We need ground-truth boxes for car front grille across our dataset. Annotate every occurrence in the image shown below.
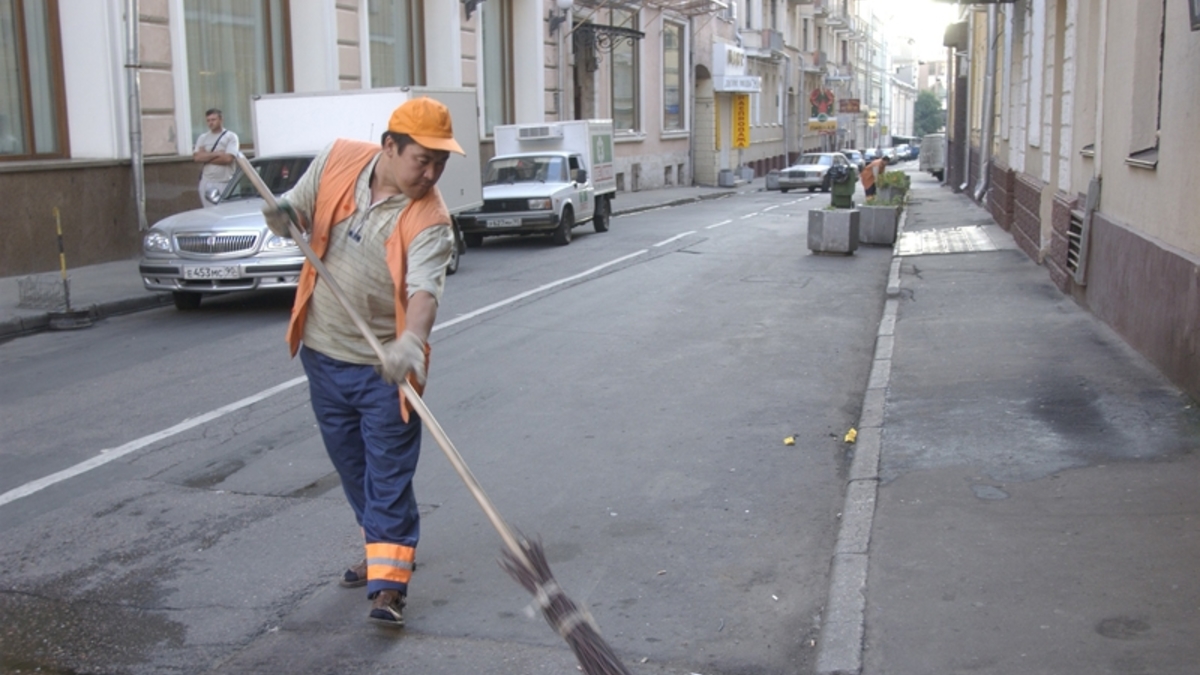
[481,199,530,213]
[786,170,818,179]
[176,234,258,255]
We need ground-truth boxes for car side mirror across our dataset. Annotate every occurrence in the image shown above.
[205,187,222,204]
[575,169,587,184]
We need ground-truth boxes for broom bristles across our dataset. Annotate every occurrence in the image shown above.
[499,535,633,675]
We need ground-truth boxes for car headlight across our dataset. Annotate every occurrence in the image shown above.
[143,231,172,253]
[527,198,552,210]
[262,232,302,252]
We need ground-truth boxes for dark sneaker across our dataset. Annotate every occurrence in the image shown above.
[339,560,367,588]
[368,589,405,628]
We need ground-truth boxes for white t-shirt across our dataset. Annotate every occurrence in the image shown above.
[194,128,240,183]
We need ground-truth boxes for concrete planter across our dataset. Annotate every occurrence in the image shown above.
[877,186,907,204]
[859,204,900,245]
[808,208,860,254]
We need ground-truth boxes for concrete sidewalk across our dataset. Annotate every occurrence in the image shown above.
[821,171,1200,674]
[0,180,753,341]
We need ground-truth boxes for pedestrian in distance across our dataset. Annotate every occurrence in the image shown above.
[193,108,240,207]
[861,154,888,198]
[261,96,463,629]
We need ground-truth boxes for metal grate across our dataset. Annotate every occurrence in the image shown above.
[176,234,259,255]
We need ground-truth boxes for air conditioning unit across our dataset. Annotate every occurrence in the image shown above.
[517,125,563,140]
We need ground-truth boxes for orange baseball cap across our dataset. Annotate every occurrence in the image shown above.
[387,97,465,156]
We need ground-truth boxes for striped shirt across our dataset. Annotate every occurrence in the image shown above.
[281,144,453,365]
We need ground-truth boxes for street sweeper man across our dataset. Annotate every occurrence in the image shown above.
[261,97,463,628]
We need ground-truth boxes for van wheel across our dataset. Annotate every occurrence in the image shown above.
[552,208,574,246]
[173,291,202,311]
[592,197,610,233]
[446,219,463,275]
[464,233,484,248]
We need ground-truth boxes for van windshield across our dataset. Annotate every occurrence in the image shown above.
[484,156,568,185]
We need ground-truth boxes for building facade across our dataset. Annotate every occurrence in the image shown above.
[944,0,1200,400]
[1,0,897,277]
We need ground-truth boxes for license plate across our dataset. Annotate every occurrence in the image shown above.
[183,265,242,280]
[486,218,521,229]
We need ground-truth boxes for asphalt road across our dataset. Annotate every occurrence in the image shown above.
[0,189,894,675]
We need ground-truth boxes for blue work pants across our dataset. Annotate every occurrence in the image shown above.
[300,345,421,595]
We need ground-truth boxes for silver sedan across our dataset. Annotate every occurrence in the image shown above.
[777,153,853,193]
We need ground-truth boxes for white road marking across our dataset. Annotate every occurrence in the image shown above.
[0,376,309,507]
[436,249,648,329]
[739,213,759,219]
[705,219,732,230]
[652,231,696,247]
[2,249,651,507]
[762,205,779,212]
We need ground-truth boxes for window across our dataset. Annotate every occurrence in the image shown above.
[481,0,512,135]
[0,0,67,159]
[368,0,423,87]
[1126,0,1166,168]
[802,18,810,52]
[611,8,639,132]
[662,21,684,131]
[185,0,290,149]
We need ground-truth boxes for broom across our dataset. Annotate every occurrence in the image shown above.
[233,154,632,675]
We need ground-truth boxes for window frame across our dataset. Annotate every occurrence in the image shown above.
[0,0,70,160]
[610,8,640,135]
[661,18,686,135]
[367,0,425,88]
[183,0,292,151]
[479,0,513,138]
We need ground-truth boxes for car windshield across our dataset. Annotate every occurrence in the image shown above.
[222,157,314,201]
[483,156,568,185]
[799,155,833,167]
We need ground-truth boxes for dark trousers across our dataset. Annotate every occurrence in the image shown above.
[301,345,421,595]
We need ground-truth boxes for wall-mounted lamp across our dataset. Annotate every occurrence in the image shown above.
[549,0,573,34]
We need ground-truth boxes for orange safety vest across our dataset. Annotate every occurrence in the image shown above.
[286,139,450,416]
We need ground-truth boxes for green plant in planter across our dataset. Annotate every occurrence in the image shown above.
[877,170,911,191]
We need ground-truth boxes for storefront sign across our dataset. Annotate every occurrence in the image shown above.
[839,98,860,114]
[733,94,751,148]
[714,75,762,92]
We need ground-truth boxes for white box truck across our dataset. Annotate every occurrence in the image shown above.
[919,132,946,181]
[458,120,616,246]
[251,87,483,218]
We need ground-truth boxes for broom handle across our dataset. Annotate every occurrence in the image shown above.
[233,154,531,568]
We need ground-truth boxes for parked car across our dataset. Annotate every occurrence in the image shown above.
[895,144,912,161]
[140,155,463,310]
[863,148,879,161]
[842,149,866,172]
[777,152,854,193]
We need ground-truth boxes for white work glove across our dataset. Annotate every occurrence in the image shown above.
[262,199,305,238]
[378,330,427,386]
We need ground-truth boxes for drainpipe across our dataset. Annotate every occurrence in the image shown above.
[125,0,147,231]
[973,4,998,203]
[958,7,972,192]
[1093,0,1107,173]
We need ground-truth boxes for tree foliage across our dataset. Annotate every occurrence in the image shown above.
[914,91,944,137]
